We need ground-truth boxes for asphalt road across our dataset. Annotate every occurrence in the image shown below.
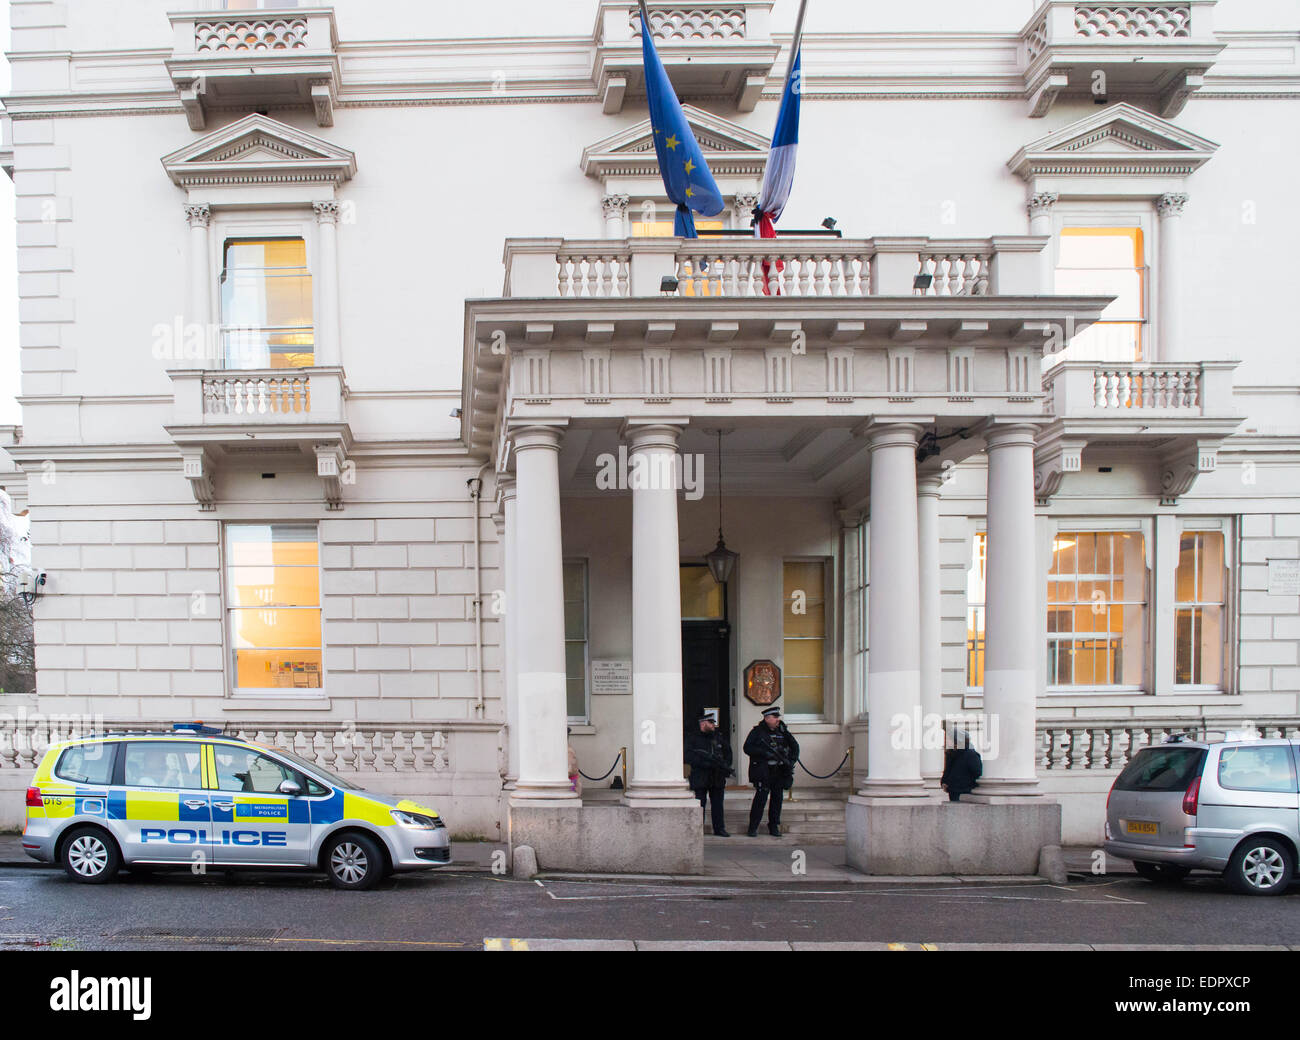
[1,864,1298,951]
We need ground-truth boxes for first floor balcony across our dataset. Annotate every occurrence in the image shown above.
[165,365,352,511]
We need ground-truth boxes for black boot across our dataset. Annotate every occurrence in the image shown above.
[769,825,781,837]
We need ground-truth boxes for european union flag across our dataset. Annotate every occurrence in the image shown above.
[640,10,725,237]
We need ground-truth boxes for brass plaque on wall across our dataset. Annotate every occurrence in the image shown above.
[743,659,781,706]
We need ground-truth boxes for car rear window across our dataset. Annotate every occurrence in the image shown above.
[54,743,117,785]
[1217,745,1297,793]
[1113,746,1206,792]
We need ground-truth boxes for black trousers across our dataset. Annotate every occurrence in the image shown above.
[696,785,726,833]
[748,783,784,832]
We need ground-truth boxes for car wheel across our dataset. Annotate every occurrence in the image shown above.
[325,833,384,891]
[60,827,120,884]
[1133,861,1189,883]
[1226,838,1293,896]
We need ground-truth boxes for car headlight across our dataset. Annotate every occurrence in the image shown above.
[391,809,445,830]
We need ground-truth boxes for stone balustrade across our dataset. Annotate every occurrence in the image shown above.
[204,374,312,417]
[168,366,348,427]
[1042,360,1238,418]
[1036,718,1300,771]
[6,715,1291,778]
[0,719,462,775]
[505,235,1049,298]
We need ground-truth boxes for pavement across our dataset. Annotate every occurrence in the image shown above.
[0,832,1126,883]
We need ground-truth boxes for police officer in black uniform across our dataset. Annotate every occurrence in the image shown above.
[685,709,733,836]
[743,706,799,837]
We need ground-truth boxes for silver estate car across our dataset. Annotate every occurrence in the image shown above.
[1103,736,1299,896]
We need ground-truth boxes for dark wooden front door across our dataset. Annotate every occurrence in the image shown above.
[682,619,731,751]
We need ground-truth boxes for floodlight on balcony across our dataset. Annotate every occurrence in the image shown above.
[821,217,837,230]
[660,276,679,295]
[913,272,934,292]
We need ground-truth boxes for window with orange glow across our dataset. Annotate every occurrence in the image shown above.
[966,533,986,688]
[1053,228,1146,363]
[1175,531,1227,686]
[226,524,322,692]
[220,238,314,369]
[783,560,826,716]
[1047,532,1147,687]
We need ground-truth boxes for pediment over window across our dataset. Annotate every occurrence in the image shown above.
[161,114,357,191]
[582,104,769,194]
[1007,103,1217,192]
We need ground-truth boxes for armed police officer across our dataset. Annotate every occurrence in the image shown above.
[743,706,799,837]
[685,710,733,836]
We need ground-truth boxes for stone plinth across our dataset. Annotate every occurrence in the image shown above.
[845,797,1062,875]
[509,804,703,874]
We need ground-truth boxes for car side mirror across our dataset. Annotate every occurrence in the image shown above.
[278,779,302,797]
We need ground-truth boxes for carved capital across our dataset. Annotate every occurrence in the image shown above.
[600,193,629,220]
[1157,192,1189,218]
[313,200,341,224]
[184,203,211,228]
[1026,191,1059,219]
[733,191,760,213]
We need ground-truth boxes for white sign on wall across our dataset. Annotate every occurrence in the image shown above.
[591,659,632,694]
[1267,559,1300,596]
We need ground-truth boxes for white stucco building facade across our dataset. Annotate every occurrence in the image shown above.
[0,0,1297,867]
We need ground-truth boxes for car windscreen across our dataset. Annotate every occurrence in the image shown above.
[1113,746,1206,792]
[265,747,359,790]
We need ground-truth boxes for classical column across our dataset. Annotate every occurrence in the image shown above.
[622,420,694,805]
[498,476,520,789]
[508,424,577,804]
[601,193,629,238]
[1156,192,1188,363]
[857,423,927,799]
[313,201,342,366]
[917,472,945,787]
[1026,191,1058,293]
[184,204,212,361]
[971,423,1041,799]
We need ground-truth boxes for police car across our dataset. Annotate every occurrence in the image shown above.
[21,723,452,890]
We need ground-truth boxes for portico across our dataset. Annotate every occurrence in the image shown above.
[464,233,1110,874]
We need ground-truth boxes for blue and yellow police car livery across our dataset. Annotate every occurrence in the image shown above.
[22,723,452,890]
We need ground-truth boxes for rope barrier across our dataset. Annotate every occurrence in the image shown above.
[578,751,624,782]
[796,751,850,780]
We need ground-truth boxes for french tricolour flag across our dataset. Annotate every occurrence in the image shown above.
[755,48,801,292]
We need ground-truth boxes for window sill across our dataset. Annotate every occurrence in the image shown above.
[782,721,842,734]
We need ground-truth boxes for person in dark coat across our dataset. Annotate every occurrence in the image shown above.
[742,706,799,837]
[941,730,983,802]
[684,710,733,836]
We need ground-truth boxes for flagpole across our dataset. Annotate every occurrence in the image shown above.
[783,0,809,88]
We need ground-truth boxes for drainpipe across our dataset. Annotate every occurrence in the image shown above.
[467,462,492,718]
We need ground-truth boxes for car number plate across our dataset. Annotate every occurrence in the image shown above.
[1125,820,1159,835]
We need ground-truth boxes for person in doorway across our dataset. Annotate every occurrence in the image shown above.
[941,729,982,802]
[743,706,799,837]
[685,710,733,836]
